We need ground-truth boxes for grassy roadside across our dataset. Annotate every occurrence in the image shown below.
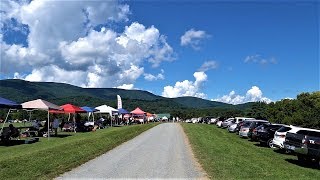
[0,123,158,179]
[181,123,320,179]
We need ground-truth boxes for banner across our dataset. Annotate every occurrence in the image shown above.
[117,95,122,109]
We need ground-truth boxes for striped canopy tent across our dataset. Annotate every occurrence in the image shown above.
[21,99,62,138]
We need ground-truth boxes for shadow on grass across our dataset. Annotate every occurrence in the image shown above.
[0,138,39,146]
[273,149,294,155]
[253,143,267,148]
[285,158,319,170]
[50,134,72,138]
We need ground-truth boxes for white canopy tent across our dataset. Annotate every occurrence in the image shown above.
[21,99,61,138]
[95,105,118,126]
[95,105,118,116]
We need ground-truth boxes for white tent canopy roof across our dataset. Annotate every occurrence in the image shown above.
[21,99,61,110]
[95,105,118,116]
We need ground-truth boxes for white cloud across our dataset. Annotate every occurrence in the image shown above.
[162,71,207,98]
[180,29,209,50]
[244,54,277,65]
[0,1,174,88]
[214,86,272,105]
[198,61,218,72]
[144,69,165,81]
[116,84,134,90]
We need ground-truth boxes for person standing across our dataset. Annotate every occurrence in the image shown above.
[53,116,60,137]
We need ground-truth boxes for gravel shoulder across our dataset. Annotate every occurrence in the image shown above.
[57,123,207,179]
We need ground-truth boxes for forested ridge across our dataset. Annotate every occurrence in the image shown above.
[0,79,319,129]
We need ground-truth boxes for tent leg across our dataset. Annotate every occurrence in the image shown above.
[73,114,76,133]
[0,109,11,135]
[47,111,50,139]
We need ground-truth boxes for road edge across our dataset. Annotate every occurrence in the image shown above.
[178,123,209,180]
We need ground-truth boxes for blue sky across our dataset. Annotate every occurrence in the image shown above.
[0,0,319,104]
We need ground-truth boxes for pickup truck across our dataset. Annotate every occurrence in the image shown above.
[284,129,320,167]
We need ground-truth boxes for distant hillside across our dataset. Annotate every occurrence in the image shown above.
[0,79,162,103]
[0,79,253,112]
[172,96,232,108]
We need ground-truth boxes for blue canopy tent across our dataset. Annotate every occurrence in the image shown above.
[117,108,129,114]
[81,106,98,122]
[0,97,22,109]
[117,108,130,125]
[0,97,22,135]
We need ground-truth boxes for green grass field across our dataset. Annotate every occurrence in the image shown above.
[0,123,157,179]
[181,123,320,180]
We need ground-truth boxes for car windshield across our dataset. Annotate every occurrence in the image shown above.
[277,126,291,132]
[242,121,252,127]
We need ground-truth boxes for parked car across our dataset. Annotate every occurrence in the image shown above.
[216,120,223,127]
[247,120,269,139]
[239,120,268,138]
[204,116,218,124]
[228,123,238,133]
[221,118,235,128]
[284,128,320,167]
[272,125,299,150]
[227,117,255,132]
[257,124,285,147]
[191,118,198,124]
[251,124,268,141]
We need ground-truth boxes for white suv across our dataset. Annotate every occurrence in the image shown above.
[272,125,301,149]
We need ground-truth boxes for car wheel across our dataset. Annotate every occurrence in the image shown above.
[267,139,275,148]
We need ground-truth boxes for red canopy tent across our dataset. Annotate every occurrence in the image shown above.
[49,104,86,114]
[49,104,86,133]
[130,107,146,124]
[130,107,146,115]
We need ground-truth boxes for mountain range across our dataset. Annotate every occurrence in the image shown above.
[0,79,254,113]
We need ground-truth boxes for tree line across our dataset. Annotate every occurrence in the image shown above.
[0,91,319,129]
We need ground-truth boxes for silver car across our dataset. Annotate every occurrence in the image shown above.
[221,118,234,128]
[228,123,238,132]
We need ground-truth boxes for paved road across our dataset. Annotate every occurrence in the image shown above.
[57,123,207,179]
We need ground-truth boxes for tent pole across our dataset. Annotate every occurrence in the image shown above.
[0,109,11,135]
[29,110,32,122]
[47,111,50,139]
[73,114,76,133]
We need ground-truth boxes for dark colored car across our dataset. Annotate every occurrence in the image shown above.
[285,129,320,167]
[257,124,284,147]
[247,120,269,138]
